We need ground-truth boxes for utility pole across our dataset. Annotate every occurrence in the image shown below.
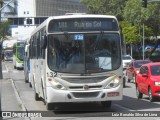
[0,0,3,79]
[142,23,145,60]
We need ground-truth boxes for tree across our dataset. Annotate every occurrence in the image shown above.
[80,0,127,21]
[120,21,140,44]
[122,0,157,45]
[0,21,11,39]
[145,2,160,37]
[0,0,11,40]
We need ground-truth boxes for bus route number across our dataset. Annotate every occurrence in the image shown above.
[74,34,84,41]
[47,72,57,77]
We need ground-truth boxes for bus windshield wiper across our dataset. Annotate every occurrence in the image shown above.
[94,31,104,51]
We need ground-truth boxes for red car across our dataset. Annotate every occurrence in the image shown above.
[125,60,151,83]
[136,62,160,102]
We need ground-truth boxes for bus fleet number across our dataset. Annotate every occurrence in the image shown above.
[47,72,57,77]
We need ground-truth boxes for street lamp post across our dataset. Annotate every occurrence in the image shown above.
[0,0,3,79]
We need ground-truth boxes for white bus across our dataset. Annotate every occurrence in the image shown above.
[4,49,13,61]
[24,39,30,83]
[29,14,123,110]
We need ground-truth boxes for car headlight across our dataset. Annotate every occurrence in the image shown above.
[154,82,160,86]
[136,70,139,74]
[105,77,121,89]
[48,78,66,90]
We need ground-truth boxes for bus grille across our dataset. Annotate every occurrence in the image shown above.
[69,85,102,90]
[64,76,108,84]
[71,92,100,98]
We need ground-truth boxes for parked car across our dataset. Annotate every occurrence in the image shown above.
[122,55,133,69]
[144,45,155,52]
[125,60,151,83]
[136,62,160,102]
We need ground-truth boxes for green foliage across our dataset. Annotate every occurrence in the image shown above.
[0,21,11,39]
[81,0,126,20]
[81,0,160,45]
[120,21,140,44]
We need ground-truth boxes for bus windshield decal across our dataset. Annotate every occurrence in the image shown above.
[99,57,112,70]
[48,18,119,32]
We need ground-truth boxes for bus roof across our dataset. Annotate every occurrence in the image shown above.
[31,14,118,36]
[49,14,117,19]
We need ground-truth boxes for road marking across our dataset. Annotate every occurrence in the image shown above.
[10,79,27,112]
[3,70,19,73]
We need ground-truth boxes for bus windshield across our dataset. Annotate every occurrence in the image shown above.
[48,33,121,73]
[5,51,13,57]
[17,47,24,61]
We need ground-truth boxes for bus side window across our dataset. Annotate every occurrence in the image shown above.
[40,28,46,59]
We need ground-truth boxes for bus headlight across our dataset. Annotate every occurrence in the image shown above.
[48,78,66,90]
[105,77,121,89]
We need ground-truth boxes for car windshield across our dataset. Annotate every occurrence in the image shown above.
[123,56,131,60]
[48,33,121,73]
[150,65,160,76]
[134,61,150,68]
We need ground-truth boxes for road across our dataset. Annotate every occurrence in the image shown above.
[1,61,160,120]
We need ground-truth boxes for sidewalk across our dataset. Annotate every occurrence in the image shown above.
[1,79,23,111]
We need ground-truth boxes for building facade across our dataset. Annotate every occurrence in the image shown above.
[4,0,87,39]
[35,0,87,16]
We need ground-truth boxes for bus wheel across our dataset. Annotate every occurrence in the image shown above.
[34,84,40,101]
[29,82,32,88]
[123,77,126,88]
[101,101,112,108]
[34,92,40,101]
[25,76,28,83]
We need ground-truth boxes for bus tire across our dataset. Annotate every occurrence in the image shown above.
[34,92,40,101]
[33,80,40,101]
[101,101,112,108]
[41,79,46,105]
[29,82,32,88]
[25,76,28,83]
[123,77,126,88]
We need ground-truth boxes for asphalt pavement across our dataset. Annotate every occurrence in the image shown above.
[0,61,27,120]
[1,61,160,120]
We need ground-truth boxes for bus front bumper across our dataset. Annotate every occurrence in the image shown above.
[16,61,24,68]
[46,85,123,103]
